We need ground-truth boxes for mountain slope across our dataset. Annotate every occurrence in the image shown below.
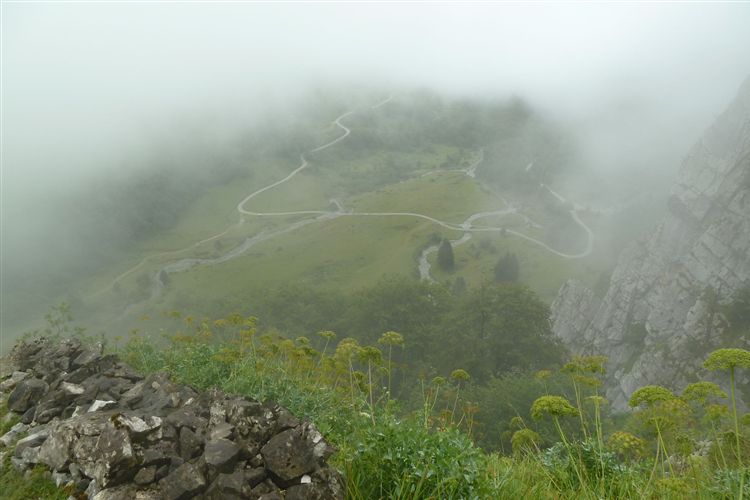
[551,76,750,409]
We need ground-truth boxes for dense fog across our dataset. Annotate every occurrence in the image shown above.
[3,3,750,339]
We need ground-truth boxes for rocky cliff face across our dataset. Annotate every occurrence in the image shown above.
[551,77,750,410]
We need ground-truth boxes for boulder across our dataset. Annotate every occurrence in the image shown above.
[178,426,203,460]
[133,466,157,485]
[261,428,317,481]
[37,425,75,471]
[86,425,137,488]
[160,462,206,500]
[7,378,49,412]
[13,429,49,457]
[0,422,29,448]
[0,371,29,392]
[203,438,240,469]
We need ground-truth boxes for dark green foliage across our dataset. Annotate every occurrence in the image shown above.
[338,277,451,349]
[344,414,488,499]
[467,372,576,452]
[438,283,566,381]
[12,306,750,499]
[244,278,565,394]
[0,404,70,500]
[249,284,343,340]
[494,252,519,282]
[437,238,455,271]
[451,276,467,296]
[540,440,625,488]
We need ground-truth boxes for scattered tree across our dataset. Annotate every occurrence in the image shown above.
[494,252,519,282]
[437,238,455,271]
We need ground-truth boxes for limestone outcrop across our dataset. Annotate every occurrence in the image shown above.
[0,336,344,499]
[551,77,750,409]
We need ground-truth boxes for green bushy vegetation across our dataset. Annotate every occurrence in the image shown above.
[116,314,750,498]
[0,404,70,500]
[5,302,750,499]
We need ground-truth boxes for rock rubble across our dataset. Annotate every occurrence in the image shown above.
[0,337,344,499]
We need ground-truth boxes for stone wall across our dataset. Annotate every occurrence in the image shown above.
[0,337,344,499]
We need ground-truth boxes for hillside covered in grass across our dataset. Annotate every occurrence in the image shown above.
[2,307,749,498]
[3,88,629,346]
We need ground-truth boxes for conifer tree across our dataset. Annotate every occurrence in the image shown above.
[437,238,455,271]
[494,252,519,282]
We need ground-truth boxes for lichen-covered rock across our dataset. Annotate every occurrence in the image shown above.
[37,425,75,471]
[0,422,29,448]
[8,378,49,412]
[203,438,240,469]
[1,337,343,499]
[160,462,206,500]
[86,424,137,487]
[260,423,335,482]
[0,371,28,392]
[133,465,157,485]
[12,429,49,457]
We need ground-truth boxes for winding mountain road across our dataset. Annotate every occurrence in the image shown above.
[91,95,595,301]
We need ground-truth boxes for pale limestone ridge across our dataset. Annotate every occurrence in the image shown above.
[551,76,750,410]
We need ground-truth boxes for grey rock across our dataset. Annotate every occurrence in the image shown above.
[258,491,283,500]
[178,426,202,460]
[11,455,30,471]
[203,438,240,469]
[92,485,138,500]
[0,422,29,447]
[38,426,77,472]
[86,424,136,488]
[71,343,103,369]
[20,405,36,424]
[71,435,99,465]
[112,413,162,439]
[142,440,177,467]
[8,378,49,412]
[165,406,208,431]
[208,422,234,440]
[13,429,49,457]
[160,462,206,500]
[244,467,267,487]
[89,400,117,412]
[276,406,301,431]
[208,399,227,427]
[248,479,274,497]
[85,478,101,499]
[0,336,342,499]
[215,470,244,495]
[0,371,29,392]
[16,444,41,466]
[34,396,65,424]
[134,465,157,485]
[204,482,242,500]
[286,484,316,500]
[60,382,85,396]
[157,423,177,442]
[52,470,73,487]
[261,425,329,481]
[119,381,147,408]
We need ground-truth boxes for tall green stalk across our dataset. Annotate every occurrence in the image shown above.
[703,348,750,500]
[730,367,744,500]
